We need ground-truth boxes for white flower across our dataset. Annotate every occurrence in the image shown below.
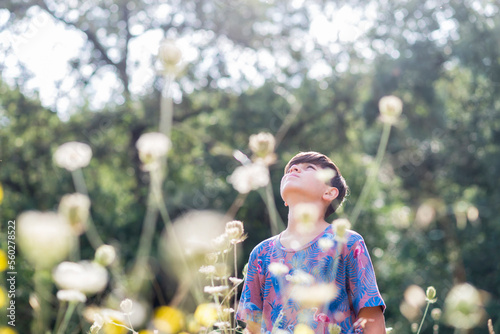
[294,203,320,234]
[94,244,116,267]
[199,265,216,276]
[136,132,171,168]
[444,283,485,329]
[54,141,92,171]
[53,261,108,295]
[212,233,231,253]
[229,277,244,285]
[249,132,276,165]
[89,313,104,334]
[204,285,229,295]
[316,168,336,184]
[379,95,403,124]
[290,283,338,307]
[332,218,351,242]
[58,193,91,235]
[158,39,182,68]
[18,211,75,269]
[318,237,334,252]
[286,270,315,285]
[269,262,289,276]
[56,289,87,303]
[120,298,133,314]
[225,220,245,243]
[228,163,269,194]
[404,285,427,309]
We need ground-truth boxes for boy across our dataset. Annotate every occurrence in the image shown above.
[236,152,386,333]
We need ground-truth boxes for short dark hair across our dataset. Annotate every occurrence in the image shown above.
[284,151,348,218]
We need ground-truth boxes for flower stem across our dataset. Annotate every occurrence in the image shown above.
[56,301,77,334]
[416,301,431,334]
[260,182,285,235]
[350,122,392,226]
[71,169,103,248]
[160,74,174,137]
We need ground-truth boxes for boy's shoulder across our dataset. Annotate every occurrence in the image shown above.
[249,234,280,255]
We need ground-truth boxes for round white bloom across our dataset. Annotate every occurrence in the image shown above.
[136,132,171,167]
[228,163,269,194]
[318,237,334,252]
[294,203,320,234]
[54,141,92,171]
[444,283,485,329]
[286,270,315,285]
[57,289,87,303]
[120,298,133,314]
[269,262,290,276]
[379,95,403,124]
[158,39,182,68]
[94,244,116,267]
[18,211,75,269]
[58,193,91,234]
[229,277,244,285]
[249,132,276,164]
[53,261,108,295]
[199,265,216,276]
[290,283,338,307]
[204,285,229,295]
[332,218,351,242]
[404,285,427,309]
[225,220,244,242]
[315,168,336,184]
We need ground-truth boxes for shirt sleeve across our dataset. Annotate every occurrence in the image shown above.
[236,244,265,324]
[344,231,385,316]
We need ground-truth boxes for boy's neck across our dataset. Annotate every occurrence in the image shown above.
[280,204,330,249]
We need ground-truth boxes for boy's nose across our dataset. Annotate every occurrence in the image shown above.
[290,165,300,173]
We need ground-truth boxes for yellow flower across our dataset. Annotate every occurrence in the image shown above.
[294,324,314,334]
[153,306,185,333]
[0,183,4,204]
[194,303,218,327]
[102,320,128,334]
[0,327,17,334]
[0,250,7,272]
[0,287,6,308]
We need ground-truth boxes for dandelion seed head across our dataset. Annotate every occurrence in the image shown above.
[94,244,117,267]
[286,270,315,285]
[318,237,334,252]
[58,193,91,235]
[56,289,87,303]
[404,285,427,309]
[269,262,289,276]
[53,261,108,295]
[444,283,486,329]
[18,211,75,269]
[54,141,92,171]
[294,203,320,234]
[316,168,336,184]
[290,283,338,308]
[158,39,182,69]
[379,95,403,124]
[228,163,269,194]
[332,218,351,242]
[249,132,276,165]
[136,132,171,170]
[120,298,133,314]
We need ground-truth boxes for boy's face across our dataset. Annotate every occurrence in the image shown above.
[280,162,332,203]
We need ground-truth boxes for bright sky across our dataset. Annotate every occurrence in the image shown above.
[0,1,431,119]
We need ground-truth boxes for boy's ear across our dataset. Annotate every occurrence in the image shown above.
[323,187,339,202]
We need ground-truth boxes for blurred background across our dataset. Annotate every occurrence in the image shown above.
[0,0,499,333]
